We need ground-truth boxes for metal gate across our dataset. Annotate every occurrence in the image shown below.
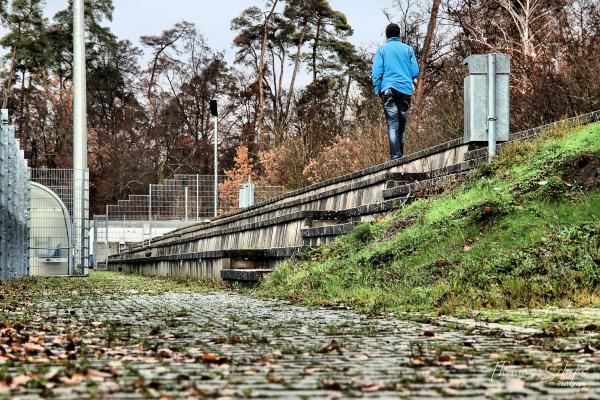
[29,182,72,276]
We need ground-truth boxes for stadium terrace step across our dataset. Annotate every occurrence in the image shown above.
[111,247,301,280]
[301,221,360,247]
[221,269,274,283]
[464,146,489,161]
[382,159,486,200]
[384,172,430,190]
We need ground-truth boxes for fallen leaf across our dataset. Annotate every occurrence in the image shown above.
[10,374,31,388]
[362,383,382,392]
[441,387,459,395]
[158,348,173,358]
[201,353,230,364]
[319,339,343,355]
[60,373,85,385]
[23,342,44,353]
[410,357,425,366]
[229,335,243,344]
[321,379,343,390]
[582,344,596,354]
[449,378,467,387]
[267,375,284,383]
[87,369,112,380]
[438,354,456,362]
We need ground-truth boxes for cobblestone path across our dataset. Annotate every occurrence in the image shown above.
[0,273,599,399]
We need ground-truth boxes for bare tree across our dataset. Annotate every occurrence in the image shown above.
[497,0,553,60]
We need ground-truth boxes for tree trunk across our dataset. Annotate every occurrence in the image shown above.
[410,0,442,132]
[312,17,322,84]
[340,72,352,124]
[284,21,308,122]
[2,46,17,109]
[258,0,278,152]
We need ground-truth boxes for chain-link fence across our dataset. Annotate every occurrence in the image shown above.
[0,110,30,281]
[91,175,287,269]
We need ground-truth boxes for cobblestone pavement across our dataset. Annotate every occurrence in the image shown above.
[1,275,599,399]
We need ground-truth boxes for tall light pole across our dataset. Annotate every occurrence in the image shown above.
[73,0,89,276]
[210,99,218,218]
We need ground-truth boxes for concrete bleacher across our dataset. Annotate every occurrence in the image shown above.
[108,110,600,282]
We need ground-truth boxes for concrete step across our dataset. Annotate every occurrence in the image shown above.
[382,159,485,200]
[301,221,359,238]
[385,172,430,190]
[221,269,274,282]
[464,146,489,161]
[301,221,360,247]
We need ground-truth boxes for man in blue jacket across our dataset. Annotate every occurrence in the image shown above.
[372,23,420,160]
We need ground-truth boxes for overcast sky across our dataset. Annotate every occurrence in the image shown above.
[40,0,393,61]
[2,1,398,86]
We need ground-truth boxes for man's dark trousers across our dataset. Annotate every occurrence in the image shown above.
[381,88,411,160]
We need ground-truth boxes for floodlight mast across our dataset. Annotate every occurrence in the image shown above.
[73,0,89,276]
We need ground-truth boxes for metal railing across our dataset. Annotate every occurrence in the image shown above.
[0,110,30,281]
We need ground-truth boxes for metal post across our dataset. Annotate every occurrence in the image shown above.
[148,185,152,244]
[72,0,88,275]
[487,54,497,160]
[92,216,98,269]
[214,116,218,218]
[184,186,189,224]
[103,215,108,269]
[122,214,125,251]
[196,174,199,222]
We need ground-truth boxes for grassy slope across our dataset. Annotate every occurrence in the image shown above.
[256,122,600,315]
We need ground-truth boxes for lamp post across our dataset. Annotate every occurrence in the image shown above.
[210,99,218,218]
[73,0,89,276]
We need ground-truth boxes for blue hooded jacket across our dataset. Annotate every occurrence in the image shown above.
[372,37,419,96]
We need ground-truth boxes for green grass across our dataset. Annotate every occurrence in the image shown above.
[255,122,600,315]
